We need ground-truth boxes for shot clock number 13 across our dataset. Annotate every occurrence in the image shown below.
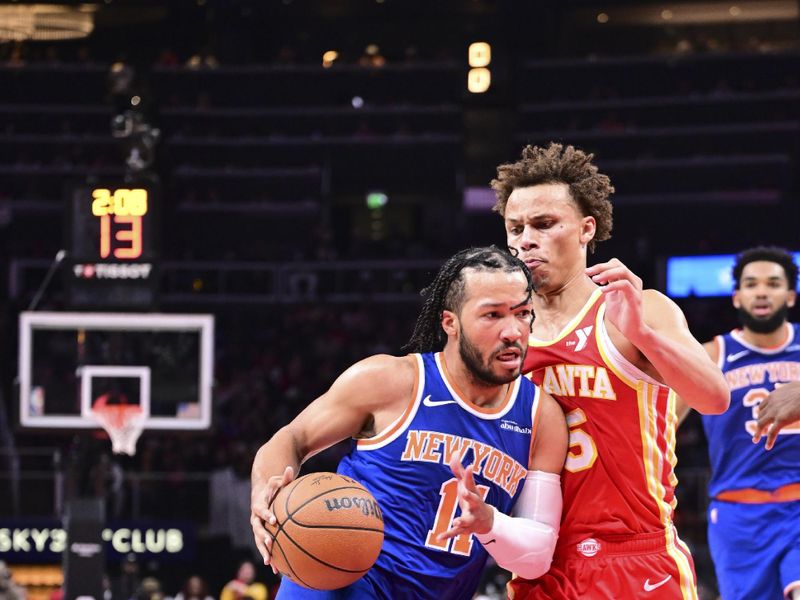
[91,188,148,260]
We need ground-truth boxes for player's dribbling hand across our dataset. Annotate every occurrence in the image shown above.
[752,382,800,451]
[586,258,646,340]
[250,465,294,572]
[437,456,494,543]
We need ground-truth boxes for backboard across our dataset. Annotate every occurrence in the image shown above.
[18,312,213,430]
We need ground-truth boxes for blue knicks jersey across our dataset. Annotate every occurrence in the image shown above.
[337,352,540,600]
[702,324,800,498]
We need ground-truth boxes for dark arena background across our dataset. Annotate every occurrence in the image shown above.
[1,1,799,599]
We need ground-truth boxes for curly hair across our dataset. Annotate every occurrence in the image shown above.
[733,246,799,290]
[490,143,614,253]
[403,246,533,354]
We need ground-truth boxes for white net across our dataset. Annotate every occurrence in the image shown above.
[91,405,146,456]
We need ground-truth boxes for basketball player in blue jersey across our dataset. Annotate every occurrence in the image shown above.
[687,246,800,600]
[250,246,568,600]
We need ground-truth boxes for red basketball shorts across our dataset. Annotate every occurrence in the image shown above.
[508,528,697,600]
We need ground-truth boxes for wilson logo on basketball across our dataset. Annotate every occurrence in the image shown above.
[323,496,384,521]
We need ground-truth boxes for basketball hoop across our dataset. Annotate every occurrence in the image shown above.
[91,404,145,456]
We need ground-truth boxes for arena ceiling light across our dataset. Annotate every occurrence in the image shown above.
[580,0,798,25]
[468,41,492,94]
[322,50,338,68]
[468,67,491,93]
[0,4,97,41]
[468,42,491,68]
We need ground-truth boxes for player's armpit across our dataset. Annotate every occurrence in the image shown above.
[252,354,414,485]
[674,396,692,426]
[284,353,417,460]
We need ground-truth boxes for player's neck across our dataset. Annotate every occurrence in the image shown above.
[740,321,790,349]
[441,347,510,408]
[532,273,597,324]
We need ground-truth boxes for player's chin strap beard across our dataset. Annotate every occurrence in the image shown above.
[737,304,789,334]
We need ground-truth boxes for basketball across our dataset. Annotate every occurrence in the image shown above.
[265,472,384,590]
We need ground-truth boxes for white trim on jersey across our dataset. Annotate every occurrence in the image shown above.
[714,335,726,370]
[730,322,795,355]
[434,352,521,420]
[528,288,603,345]
[596,304,663,387]
[356,353,426,451]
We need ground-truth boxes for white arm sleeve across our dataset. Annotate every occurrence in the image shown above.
[474,470,562,580]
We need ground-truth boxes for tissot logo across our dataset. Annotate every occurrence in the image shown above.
[73,263,153,280]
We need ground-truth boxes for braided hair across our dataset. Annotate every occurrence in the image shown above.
[403,245,533,354]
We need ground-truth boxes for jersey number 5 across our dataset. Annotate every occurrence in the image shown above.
[425,477,490,555]
[565,408,598,472]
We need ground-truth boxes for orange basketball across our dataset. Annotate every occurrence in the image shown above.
[265,472,384,590]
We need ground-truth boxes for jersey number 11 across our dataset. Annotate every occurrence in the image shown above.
[425,477,490,556]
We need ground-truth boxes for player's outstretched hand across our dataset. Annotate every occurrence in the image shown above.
[752,382,800,450]
[251,465,294,571]
[437,456,494,542]
[586,258,645,339]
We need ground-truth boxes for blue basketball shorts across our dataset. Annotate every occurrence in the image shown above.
[274,576,379,600]
[707,499,800,599]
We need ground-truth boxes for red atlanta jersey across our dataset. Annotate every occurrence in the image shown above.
[523,289,682,542]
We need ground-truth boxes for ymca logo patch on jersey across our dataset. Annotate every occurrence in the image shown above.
[566,326,594,352]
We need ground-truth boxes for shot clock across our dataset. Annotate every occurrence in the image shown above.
[67,184,159,309]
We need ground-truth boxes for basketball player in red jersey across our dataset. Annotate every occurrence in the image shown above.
[492,144,730,599]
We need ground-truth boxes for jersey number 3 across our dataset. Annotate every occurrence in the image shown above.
[425,477,490,555]
[743,385,800,437]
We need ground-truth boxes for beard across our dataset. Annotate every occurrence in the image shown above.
[737,303,789,334]
[458,327,525,386]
